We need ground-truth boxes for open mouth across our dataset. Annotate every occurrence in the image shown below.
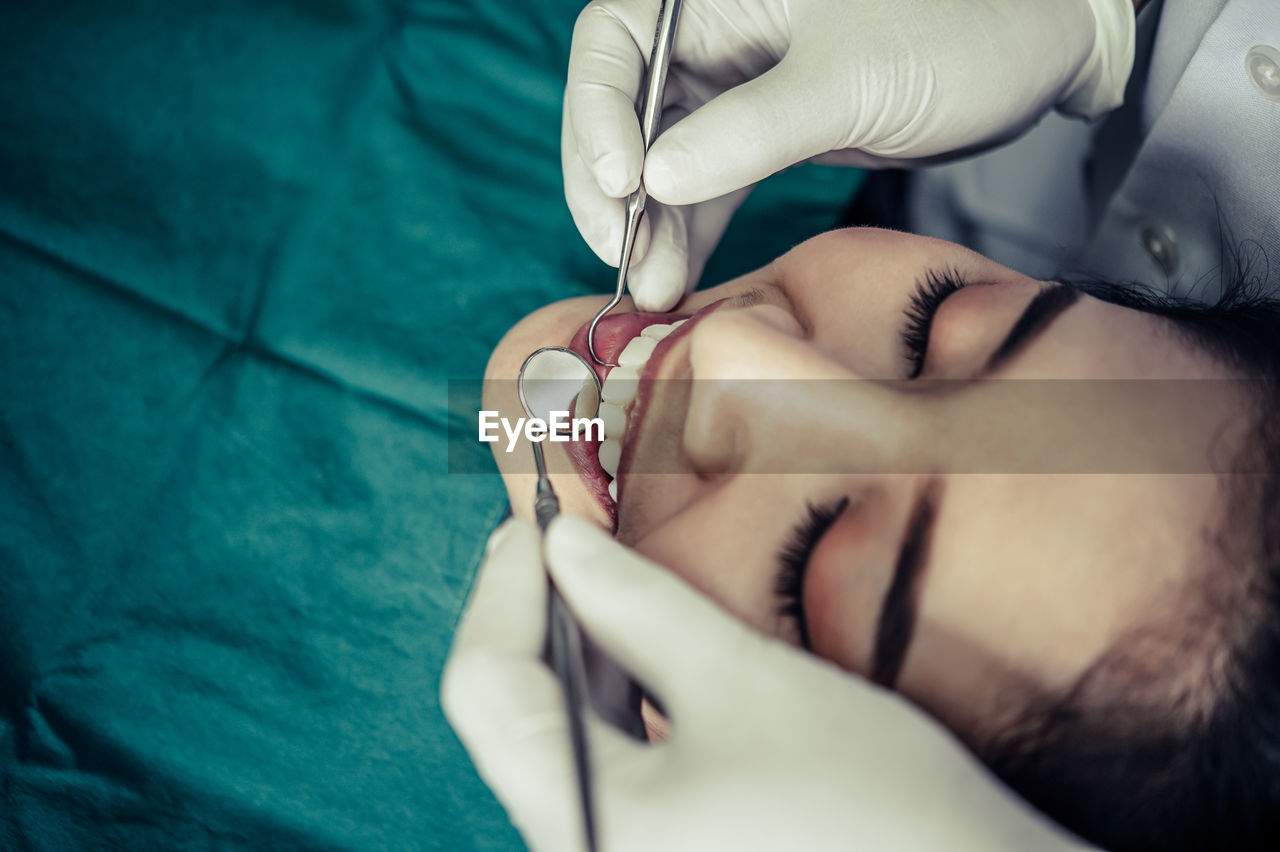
[563,299,731,522]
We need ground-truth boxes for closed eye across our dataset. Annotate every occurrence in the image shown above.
[775,497,850,649]
[901,270,969,378]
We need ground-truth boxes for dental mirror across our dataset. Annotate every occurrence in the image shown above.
[515,344,603,852]
[517,346,602,427]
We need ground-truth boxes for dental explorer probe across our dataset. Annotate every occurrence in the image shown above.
[516,347,604,852]
[586,0,684,367]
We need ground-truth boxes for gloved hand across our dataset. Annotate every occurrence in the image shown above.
[563,0,1136,310]
[442,515,1097,852]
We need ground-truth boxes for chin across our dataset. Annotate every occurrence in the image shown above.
[484,294,623,531]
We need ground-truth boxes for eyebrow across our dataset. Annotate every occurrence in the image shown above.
[981,283,1080,374]
[870,478,942,689]
[732,286,769,308]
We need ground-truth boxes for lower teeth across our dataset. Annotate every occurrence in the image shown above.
[598,438,621,478]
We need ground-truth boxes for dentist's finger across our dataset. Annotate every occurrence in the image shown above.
[447,518,547,659]
[645,54,846,206]
[442,520,646,849]
[565,0,654,198]
[622,102,731,310]
[563,105,652,269]
[442,519,548,769]
[446,647,646,852]
[626,184,751,309]
[545,515,771,723]
[441,521,565,824]
[625,200,690,312]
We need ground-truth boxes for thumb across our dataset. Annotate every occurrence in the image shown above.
[626,201,690,312]
[644,56,845,206]
[545,515,764,721]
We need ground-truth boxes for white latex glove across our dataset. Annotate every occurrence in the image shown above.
[442,515,1098,852]
[564,0,1136,310]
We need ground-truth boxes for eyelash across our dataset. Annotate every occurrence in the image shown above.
[901,269,968,379]
[775,496,850,648]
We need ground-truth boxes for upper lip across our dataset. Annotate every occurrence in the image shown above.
[561,309,688,521]
[560,298,732,516]
[611,298,734,490]
[567,310,688,388]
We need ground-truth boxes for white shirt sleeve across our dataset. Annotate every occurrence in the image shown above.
[908,0,1280,303]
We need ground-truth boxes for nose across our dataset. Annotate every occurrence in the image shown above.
[681,308,935,476]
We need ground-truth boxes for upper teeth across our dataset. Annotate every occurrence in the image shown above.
[601,367,639,405]
[598,401,627,435]
[617,336,657,367]
[598,320,681,501]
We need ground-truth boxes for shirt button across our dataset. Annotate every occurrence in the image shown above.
[1246,45,1280,102]
[1140,223,1179,276]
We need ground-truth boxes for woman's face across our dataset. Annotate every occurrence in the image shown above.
[484,228,1247,740]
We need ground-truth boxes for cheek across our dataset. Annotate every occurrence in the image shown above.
[631,514,775,634]
[627,478,807,637]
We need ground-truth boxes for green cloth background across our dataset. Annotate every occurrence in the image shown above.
[0,1,861,848]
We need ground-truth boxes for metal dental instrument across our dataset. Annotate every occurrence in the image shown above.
[586,0,684,367]
[516,346,604,852]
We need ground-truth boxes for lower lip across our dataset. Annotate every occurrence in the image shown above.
[562,311,690,522]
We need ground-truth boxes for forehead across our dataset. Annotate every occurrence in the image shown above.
[774,229,1018,302]
[778,228,991,275]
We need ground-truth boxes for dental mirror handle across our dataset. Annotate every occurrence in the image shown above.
[546,587,598,852]
[529,451,599,851]
[534,477,559,531]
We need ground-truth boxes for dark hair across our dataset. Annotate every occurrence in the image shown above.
[981,250,1280,852]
